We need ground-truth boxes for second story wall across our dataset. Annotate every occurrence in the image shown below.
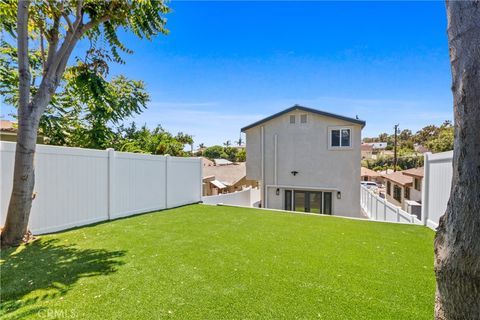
[245,109,362,189]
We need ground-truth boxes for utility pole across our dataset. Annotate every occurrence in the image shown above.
[393,124,399,172]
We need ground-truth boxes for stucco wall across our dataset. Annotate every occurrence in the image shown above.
[245,109,362,217]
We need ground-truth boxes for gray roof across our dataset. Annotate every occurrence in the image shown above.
[241,105,366,132]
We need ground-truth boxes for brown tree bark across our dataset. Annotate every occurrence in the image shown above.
[434,1,480,318]
[0,0,34,247]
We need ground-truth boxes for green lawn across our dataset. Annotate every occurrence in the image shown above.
[1,205,435,319]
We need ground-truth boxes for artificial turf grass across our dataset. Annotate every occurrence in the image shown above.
[1,204,435,319]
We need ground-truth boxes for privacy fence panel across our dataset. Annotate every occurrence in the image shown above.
[422,151,453,229]
[167,157,202,208]
[111,151,167,219]
[0,142,201,234]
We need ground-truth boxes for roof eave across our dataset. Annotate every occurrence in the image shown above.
[241,105,366,132]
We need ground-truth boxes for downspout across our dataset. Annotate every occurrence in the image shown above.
[261,126,266,208]
[274,134,278,186]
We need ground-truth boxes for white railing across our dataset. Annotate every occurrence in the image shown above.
[0,142,202,234]
[202,187,261,207]
[422,151,453,230]
[360,185,422,225]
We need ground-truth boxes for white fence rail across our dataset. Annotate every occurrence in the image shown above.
[0,142,202,234]
[422,151,453,229]
[202,188,261,207]
[360,186,422,225]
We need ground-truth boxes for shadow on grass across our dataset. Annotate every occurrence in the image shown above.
[0,238,126,319]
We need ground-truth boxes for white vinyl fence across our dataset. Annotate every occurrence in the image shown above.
[422,151,453,229]
[0,142,202,234]
[360,186,422,225]
[202,187,261,207]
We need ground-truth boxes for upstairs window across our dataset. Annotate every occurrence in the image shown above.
[300,114,307,123]
[387,181,391,195]
[289,115,296,124]
[329,127,351,148]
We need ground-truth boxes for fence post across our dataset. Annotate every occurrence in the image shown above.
[421,152,431,226]
[375,197,379,220]
[369,192,373,217]
[396,207,400,222]
[165,155,169,209]
[199,157,203,202]
[383,199,387,221]
[107,148,115,220]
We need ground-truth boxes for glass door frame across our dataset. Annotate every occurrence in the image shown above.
[285,189,333,215]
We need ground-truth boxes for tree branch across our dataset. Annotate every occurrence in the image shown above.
[17,0,31,114]
[61,12,73,31]
[82,15,110,33]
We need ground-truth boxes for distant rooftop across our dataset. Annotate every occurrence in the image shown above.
[213,159,233,166]
[382,171,413,186]
[402,167,424,178]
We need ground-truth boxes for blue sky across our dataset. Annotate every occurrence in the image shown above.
[2,1,453,147]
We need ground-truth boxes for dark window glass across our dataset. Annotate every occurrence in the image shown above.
[290,115,295,124]
[294,191,306,212]
[285,190,292,211]
[393,185,402,201]
[387,181,391,195]
[331,130,340,147]
[309,192,322,214]
[323,192,332,215]
[405,187,410,200]
[300,114,307,123]
[341,129,351,147]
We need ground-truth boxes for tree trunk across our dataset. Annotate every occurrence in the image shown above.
[0,0,35,247]
[434,1,480,318]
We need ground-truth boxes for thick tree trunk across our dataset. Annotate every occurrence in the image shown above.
[434,1,480,319]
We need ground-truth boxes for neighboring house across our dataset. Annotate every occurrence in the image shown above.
[402,167,424,217]
[0,120,44,143]
[361,167,383,185]
[361,144,373,160]
[368,142,388,150]
[241,105,365,217]
[382,171,413,209]
[362,142,389,159]
[382,167,424,214]
[202,162,258,196]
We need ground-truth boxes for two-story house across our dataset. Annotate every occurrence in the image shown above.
[241,105,365,217]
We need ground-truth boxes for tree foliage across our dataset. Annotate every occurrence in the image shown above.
[115,123,194,156]
[363,121,454,154]
[202,145,245,162]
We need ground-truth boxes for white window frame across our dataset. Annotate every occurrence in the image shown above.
[328,126,353,150]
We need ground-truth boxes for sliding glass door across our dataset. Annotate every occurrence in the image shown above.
[287,190,332,214]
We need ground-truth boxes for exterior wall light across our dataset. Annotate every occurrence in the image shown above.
[337,191,341,199]
[291,171,299,176]
[276,188,280,196]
